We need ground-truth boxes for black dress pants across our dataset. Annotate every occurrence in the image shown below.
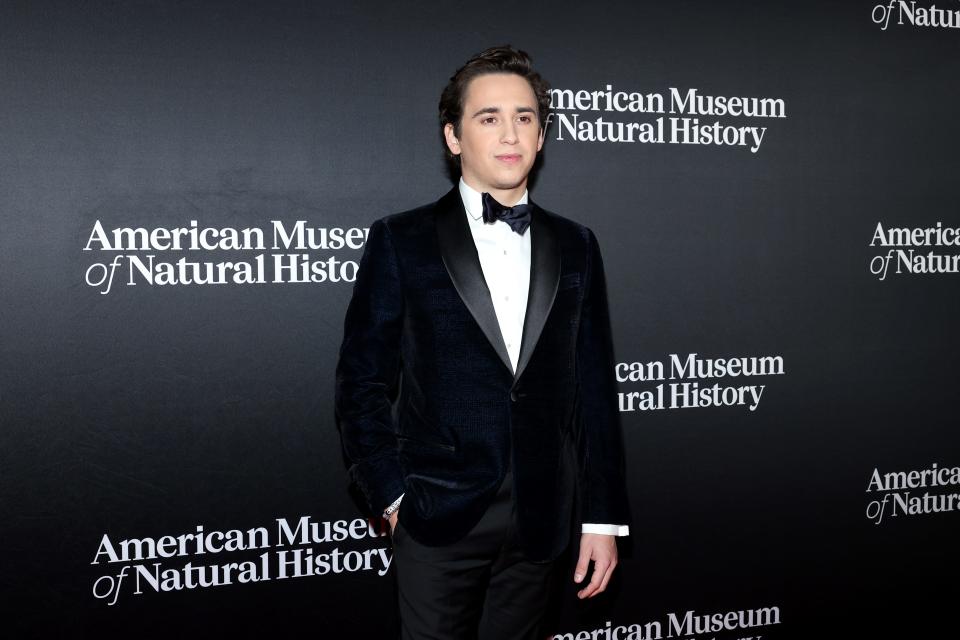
[391,471,558,640]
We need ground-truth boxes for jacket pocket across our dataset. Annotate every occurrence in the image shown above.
[399,400,457,452]
[397,433,456,453]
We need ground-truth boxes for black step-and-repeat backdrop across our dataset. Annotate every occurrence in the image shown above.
[3,1,958,638]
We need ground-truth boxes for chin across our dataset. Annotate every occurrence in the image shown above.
[495,169,533,188]
[491,179,525,192]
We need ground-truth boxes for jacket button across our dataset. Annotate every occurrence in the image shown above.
[510,391,519,402]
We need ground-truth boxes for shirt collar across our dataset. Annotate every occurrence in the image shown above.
[458,177,529,221]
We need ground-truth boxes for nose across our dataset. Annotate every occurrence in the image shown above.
[501,120,518,144]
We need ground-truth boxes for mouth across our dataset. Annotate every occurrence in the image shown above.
[495,154,522,164]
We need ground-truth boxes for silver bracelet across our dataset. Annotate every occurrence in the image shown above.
[383,494,403,518]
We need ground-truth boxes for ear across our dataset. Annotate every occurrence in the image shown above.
[443,123,461,156]
[536,126,545,152]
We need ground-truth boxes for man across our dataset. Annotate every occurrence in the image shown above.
[335,45,631,639]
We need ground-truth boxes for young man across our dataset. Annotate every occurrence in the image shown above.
[335,45,631,639]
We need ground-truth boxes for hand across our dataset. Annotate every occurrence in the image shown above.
[573,533,618,599]
[388,510,399,535]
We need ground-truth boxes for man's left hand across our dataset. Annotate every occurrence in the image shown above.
[573,533,618,599]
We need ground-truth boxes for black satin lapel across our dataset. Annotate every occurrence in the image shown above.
[435,189,514,374]
[515,206,560,381]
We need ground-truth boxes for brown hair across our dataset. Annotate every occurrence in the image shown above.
[438,45,551,165]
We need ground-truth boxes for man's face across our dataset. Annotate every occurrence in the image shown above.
[444,72,544,201]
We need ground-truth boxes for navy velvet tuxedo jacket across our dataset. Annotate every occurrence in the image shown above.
[335,187,630,562]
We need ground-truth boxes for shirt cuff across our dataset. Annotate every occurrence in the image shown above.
[581,523,630,536]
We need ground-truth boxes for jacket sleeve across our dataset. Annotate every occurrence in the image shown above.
[573,228,632,527]
[335,218,406,516]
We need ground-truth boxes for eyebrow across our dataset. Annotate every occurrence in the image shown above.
[470,106,537,118]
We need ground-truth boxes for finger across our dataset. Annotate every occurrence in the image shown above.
[573,547,592,583]
[577,561,607,599]
[593,559,617,596]
[578,560,608,599]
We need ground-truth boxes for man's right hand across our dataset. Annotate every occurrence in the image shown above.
[388,510,399,535]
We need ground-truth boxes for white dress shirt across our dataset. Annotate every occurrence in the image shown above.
[386,180,629,538]
[460,180,531,373]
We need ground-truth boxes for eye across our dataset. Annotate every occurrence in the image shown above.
[481,116,497,124]
[518,115,533,123]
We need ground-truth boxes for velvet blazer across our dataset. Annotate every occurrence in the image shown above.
[335,187,631,562]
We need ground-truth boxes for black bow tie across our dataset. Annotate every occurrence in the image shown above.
[481,192,532,235]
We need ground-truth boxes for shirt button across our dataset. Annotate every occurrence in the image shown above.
[504,296,509,301]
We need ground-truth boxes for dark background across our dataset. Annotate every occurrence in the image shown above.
[2,1,957,637]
